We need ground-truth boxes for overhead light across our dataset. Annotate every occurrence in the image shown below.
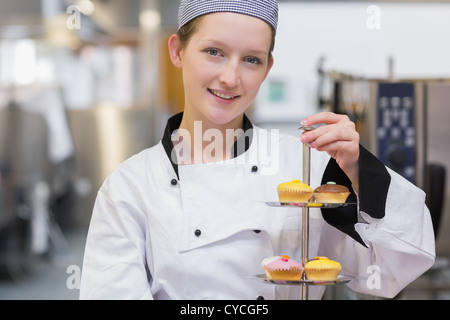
[77,0,95,16]
[139,10,161,31]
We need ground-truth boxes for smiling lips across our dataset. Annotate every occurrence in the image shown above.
[208,89,240,100]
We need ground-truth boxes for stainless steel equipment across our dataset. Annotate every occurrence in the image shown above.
[329,76,448,246]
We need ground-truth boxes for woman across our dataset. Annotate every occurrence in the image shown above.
[79,0,435,300]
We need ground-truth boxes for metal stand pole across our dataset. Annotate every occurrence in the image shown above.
[300,127,313,300]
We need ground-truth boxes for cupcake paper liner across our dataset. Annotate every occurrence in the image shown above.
[277,190,313,203]
[264,267,304,280]
[312,192,350,204]
[305,267,341,281]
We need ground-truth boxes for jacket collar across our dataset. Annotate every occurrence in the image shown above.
[161,112,254,180]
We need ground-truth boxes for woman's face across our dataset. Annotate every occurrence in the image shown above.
[171,12,274,127]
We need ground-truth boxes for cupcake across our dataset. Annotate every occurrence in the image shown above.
[262,255,304,280]
[304,256,342,281]
[277,180,313,203]
[313,181,350,204]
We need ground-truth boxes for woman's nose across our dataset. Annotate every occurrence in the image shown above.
[219,59,240,88]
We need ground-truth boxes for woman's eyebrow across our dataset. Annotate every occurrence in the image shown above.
[201,39,268,56]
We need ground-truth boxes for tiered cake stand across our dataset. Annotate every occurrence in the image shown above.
[259,126,354,300]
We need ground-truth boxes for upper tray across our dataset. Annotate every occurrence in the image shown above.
[265,201,357,208]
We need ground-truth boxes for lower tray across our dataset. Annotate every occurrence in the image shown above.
[255,274,353,286]
[265,201,356,208]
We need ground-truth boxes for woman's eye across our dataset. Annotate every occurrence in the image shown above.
[246,57,262,65]
[206,49,220,56]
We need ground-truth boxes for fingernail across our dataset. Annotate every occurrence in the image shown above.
[301,119,308,125]
[301,134,308,142]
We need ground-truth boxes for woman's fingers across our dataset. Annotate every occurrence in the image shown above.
[300,112,360,189]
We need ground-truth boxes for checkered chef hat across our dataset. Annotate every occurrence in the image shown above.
[178,0,278,32]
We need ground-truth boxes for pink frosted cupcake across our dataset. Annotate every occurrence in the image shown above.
[262,255,304,280]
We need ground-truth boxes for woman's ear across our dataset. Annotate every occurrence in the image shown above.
[263,56,274,81]
[168,34,183,68]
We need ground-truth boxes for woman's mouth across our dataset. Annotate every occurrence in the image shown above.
[208,89,240,100]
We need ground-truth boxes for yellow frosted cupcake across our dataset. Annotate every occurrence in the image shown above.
[304,256,342,281]
[277,180,313,203]
[313,181,350,204]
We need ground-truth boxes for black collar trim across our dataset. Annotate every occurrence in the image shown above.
[161,112,254,180]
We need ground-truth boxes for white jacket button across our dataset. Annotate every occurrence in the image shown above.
[194,229,201,237]
[251,165,258,173]
[256,295,264,300]
[171,179,178,186]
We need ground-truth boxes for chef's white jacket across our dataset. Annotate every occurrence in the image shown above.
[79,112,435,300]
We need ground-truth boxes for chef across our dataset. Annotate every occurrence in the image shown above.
[79,0,435,300]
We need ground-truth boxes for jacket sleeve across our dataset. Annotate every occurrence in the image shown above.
[318,144,435,298]
[79,180,153,300]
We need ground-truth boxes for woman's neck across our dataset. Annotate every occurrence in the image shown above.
[176,109,245,164]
